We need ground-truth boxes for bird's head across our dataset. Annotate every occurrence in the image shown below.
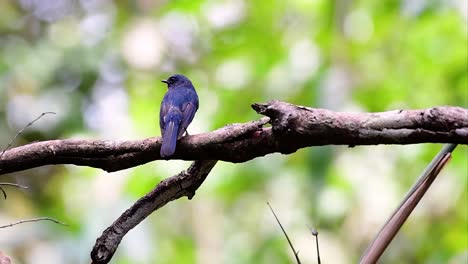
[161,74,192,88]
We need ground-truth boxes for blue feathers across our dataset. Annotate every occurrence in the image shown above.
[160,109,182,157]
[159,74,199,157]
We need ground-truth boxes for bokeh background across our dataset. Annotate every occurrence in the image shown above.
[0,0,467,263]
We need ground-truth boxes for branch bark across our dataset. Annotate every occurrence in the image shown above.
[1,101,467,175]
[90,160,217,264]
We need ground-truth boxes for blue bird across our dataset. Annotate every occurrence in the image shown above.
[159,74,199,157]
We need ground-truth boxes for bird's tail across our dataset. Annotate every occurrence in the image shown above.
[161,112,182,157]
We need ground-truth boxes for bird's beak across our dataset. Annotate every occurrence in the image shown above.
[161,80,168,84]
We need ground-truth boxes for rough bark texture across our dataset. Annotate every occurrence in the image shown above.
[1,101,466,176]
[90,160,217,264]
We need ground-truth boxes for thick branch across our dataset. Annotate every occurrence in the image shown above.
[1,101,467,175]
[90,160,218,264]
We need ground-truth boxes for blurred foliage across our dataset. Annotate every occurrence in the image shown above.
[0,0,467,264]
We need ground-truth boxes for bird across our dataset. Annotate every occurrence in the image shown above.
[159,74,199,157]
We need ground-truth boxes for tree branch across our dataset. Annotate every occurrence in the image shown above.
[90,160,218,264]
[0,101,466,175]
[0,101,464,264]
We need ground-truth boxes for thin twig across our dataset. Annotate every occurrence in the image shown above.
[0,217,67,229]
[267,202,301,264]
[0,111,56,160]
[0,183,28,199]
[359,143,457,263]
[308,226,321,264]
[0,112,48,198]
[0,183,28,189]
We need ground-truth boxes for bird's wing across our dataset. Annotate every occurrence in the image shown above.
[159,99,170,136]
[178,102,197,138]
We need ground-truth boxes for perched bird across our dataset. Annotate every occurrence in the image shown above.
[159,74,199,157]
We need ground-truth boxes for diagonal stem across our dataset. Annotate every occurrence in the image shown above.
[268,202,302,264]
[90,160,218,264]
[360,144,457,264]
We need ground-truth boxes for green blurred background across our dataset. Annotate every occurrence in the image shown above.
[0,0,467,263]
